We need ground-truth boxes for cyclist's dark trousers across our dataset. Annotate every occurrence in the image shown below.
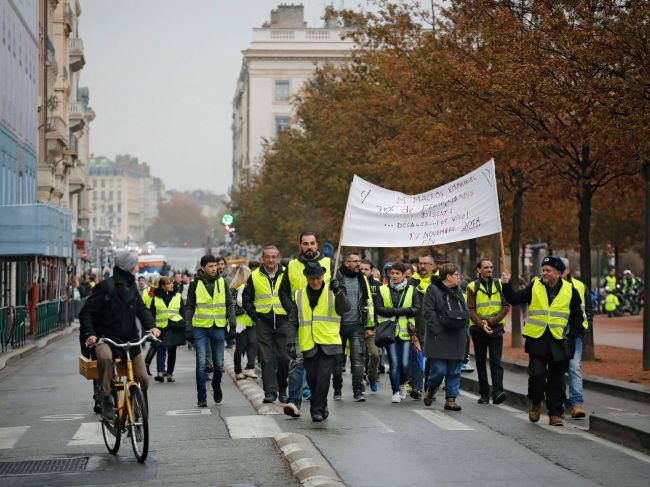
[96,343,148,397]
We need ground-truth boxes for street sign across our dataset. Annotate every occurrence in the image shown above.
[221,213,234,225]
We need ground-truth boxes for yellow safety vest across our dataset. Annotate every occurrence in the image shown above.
[604,293,619,312]
[295,283,341,352]
[287,257,331,296]
[378,285,414,340]
[467,279,506,327]
[192,278,227,328]
[604,275,617,292]
[153,294,183,328]
[141,287,153,308]
[569,278,589,330]
[235,284,254,327]
[524,278,572,340]
[251,268,287,315]
[361,276,375,328]
[415,274,431,294]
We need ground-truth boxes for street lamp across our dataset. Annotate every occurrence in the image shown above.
[642,161,650,370]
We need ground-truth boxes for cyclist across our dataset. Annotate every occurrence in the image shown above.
[80,250,161,420]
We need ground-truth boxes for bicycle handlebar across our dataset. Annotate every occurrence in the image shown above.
[91,333,160,349]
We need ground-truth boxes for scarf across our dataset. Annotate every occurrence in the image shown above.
[389,280,409,292]
[339,266,370,301]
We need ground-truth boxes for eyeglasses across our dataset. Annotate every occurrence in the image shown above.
[452,272,460,276]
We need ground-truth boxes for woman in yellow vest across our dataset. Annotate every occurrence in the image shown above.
[146,276,185,383]
[230,265,259,380]
[374,262,420,404]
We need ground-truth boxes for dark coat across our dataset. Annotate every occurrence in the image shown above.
[79,268,155,348]
[242,264,292,331]
[149,288,186,348]
[422,277,469,360]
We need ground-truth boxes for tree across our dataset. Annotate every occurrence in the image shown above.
[145,196,208,247]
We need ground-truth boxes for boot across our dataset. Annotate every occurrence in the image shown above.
[444,397,461,411]
[423,387,436,406]
[529,403,541,423]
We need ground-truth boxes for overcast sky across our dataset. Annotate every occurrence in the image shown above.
[80,0,354,196]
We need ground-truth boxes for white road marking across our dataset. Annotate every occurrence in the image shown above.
[166,409,212,416]
[605,407,626,412]
[68,422,104,446]
[40,413,86,421]
[414,410,475,431]
[225,415,282,439]
[360,411,395,433]
[0,426,30,449]
[494,404,521,414]
[459,390,480,400]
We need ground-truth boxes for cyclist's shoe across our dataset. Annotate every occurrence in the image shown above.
[101,395,115,420]
[197,398,208,407]
[213,382,223,403]
[93,392,101,414]
[145,361,152,376]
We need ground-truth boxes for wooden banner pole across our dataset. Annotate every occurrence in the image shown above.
[499,231,509,274]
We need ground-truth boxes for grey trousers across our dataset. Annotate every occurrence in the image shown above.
[95,343,148,397]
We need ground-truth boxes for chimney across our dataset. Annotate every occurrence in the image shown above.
[268,4,306,28]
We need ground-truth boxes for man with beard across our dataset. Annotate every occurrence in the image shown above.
[280,232,338,418]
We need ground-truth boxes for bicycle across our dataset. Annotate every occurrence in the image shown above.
[81,333,159,463]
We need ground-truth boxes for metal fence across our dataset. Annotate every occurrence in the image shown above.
[0,306,27,352]
[36,300,70,339]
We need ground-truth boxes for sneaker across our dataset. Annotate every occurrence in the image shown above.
[154,373,165,383]
[166,374,175,383]
[478,395,490,404]
[353,394,366,402]
[399,385,407,399]
[303,389,312,400]
[549,415,564,426]
[369,381,378,393]
[213,383,223,403]
[197,399,208,408]
[235,373,246,380]
[263,393,277,403]
[333,390,342,401]
[278,392,289,404]
[283,403,301,418]
[423,388,436,406]
[493,391,507,405]
[101,395,115,420]
[461,362,475,373]
[243,369,258,379]
[391,392,401,403]
[410,389,422,400]
[444,398,461,411]
[529,404,541,423]
[571,405,586,419]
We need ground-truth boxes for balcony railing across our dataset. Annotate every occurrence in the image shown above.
[68,38,85,72]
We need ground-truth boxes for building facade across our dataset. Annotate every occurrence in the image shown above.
[88,154,165,244]
[232,4,354,187]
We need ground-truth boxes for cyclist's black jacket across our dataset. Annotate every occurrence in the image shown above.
[80,267,155,345]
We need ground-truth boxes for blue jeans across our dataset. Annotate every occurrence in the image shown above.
[287,344,305,409]
[194,327,225,400]
[568,337,584,407]
[386,338,411,394]
[427,359,463,399]
[156,346,177,375]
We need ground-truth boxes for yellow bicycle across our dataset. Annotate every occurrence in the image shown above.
[80,333,158,463]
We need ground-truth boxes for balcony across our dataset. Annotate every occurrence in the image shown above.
[46,37,58,76]
[46,115,68,159]
[68,100,85,132]
[68,38,85,72]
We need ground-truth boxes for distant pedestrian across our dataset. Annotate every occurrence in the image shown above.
[359,259,381,393]
[230,265,259,380]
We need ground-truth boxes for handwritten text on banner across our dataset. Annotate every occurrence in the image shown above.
[340,159,502,247]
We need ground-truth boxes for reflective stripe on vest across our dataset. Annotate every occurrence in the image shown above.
[468,279,505,327]
[524,278,572,340]
[287,257,331,297]
[378,285,414,340]
[154,294,183,328]
[362,276,374,328]
[295,283,341,352]
[235,284,254,326]
[192,279,227,327]
[605,275,617,292]
[570,278,589,330]
[251,268,287,315]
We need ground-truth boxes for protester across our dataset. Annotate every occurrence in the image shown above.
[231,265,259,380]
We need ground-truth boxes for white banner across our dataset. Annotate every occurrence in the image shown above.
[340,159,502,247]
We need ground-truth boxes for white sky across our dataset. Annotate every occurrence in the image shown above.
[80,0,354,196]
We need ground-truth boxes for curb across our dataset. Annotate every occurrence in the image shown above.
[223,351,346,486]
[0,322,79,372]
[472,353,650,404]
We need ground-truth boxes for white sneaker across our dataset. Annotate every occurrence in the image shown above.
[399,385,407,399]
[391,392,401,403]
[243,369,258,379]
[235,373,246,380]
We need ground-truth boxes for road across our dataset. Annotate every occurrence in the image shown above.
[1,332,649,486]
[156,247,205,273]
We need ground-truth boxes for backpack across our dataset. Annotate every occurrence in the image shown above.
[439,290,468,330]
[471,278,502,298]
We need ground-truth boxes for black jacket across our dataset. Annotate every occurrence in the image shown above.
[79,267,155,344]
[242,264,292,330]
[183,271,236,328]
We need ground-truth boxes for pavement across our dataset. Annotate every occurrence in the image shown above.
[591,314,643,350]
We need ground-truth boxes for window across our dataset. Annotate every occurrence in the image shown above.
[275,116,290,136]
[275,80,290,102]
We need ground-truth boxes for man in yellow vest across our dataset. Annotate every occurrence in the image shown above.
[467,259,510,405]
[242,245,292,403]
[280,232,335,417]
[184,254,235,407]
[602,267,617,293]
[287,261,349,422]
[502,256,584,426]
[560,258,592,419]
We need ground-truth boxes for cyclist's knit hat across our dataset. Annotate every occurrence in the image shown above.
[114,250,139,272]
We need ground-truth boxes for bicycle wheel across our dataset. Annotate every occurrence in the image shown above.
[128,385,149,463]
[101,394,121,454]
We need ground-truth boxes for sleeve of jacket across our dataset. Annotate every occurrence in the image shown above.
[583,285,594,329]
[466,285,483,327]
[421,285,442,337]
[334,288,350,315]
[400,287,420,318]
[502,281,533,306]
[136,293,155,331]
[568,288,585,337]
[374,290,397,318]
[491,284,511,325]
[224,282,236,327]
[79,281,107,339]
[148,297,156,320]
[288,302,299,341]
[279,272,294,315]
[183,280,197,326]
[242,276,258,321]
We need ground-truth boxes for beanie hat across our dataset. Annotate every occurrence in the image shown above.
[114,250,139,273]
[541,256,565,273]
